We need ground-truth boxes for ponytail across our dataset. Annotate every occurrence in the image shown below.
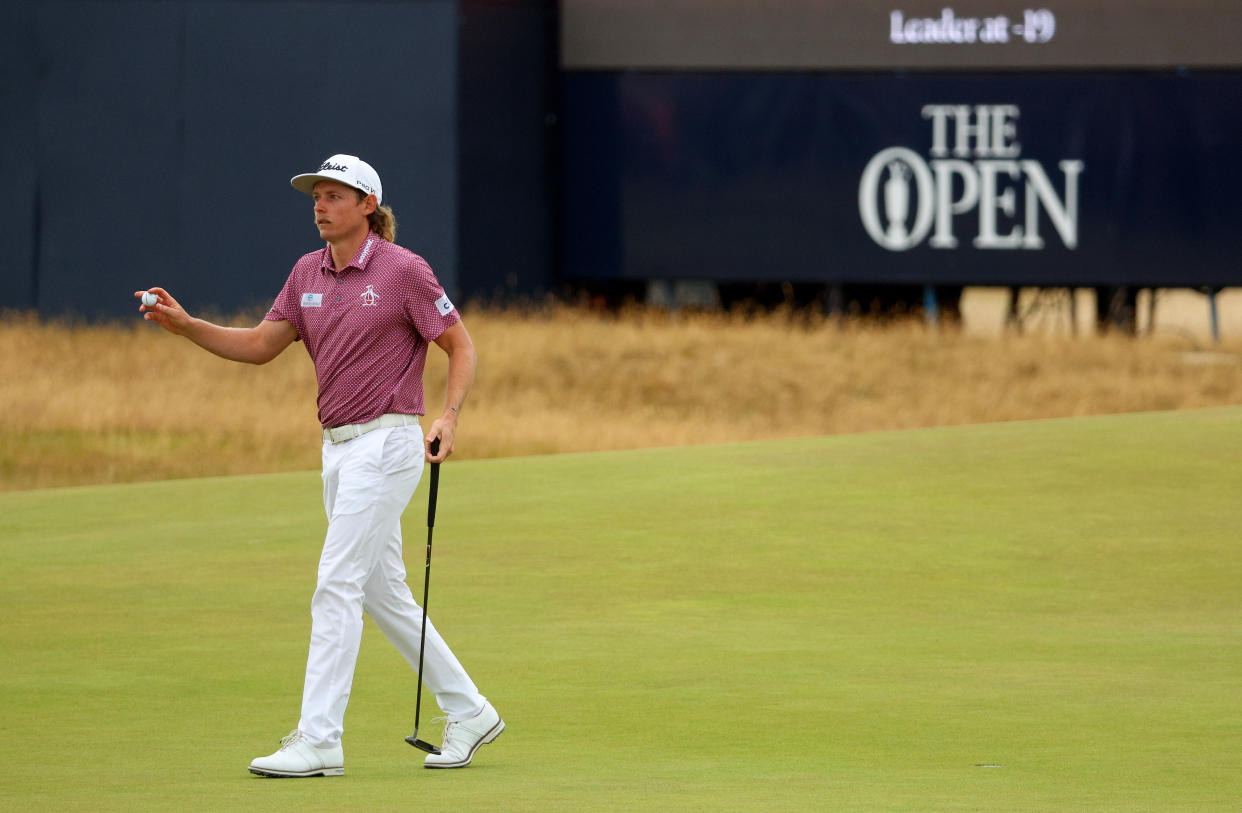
[368,204,397,243]
[354,189,397,242]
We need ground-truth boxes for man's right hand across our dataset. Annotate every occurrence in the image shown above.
[135,287,190,335]
[134,288,297,364]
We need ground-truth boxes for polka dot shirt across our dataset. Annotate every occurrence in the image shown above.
[265,233,460,429]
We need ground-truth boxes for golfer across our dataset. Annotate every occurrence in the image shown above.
[136,154,503,776]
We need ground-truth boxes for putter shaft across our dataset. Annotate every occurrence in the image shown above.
[406,438,441,754]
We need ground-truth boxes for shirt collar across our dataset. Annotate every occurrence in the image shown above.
[320,233,381,276]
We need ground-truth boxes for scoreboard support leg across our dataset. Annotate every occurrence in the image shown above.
[923,285,939,326]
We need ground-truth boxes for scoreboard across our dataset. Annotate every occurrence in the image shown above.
[562,1,1242,70]
[559,2,1242,290]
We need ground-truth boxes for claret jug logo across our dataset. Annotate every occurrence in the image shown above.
[859,105,1084,252]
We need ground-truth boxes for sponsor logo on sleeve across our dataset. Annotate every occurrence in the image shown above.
[434,293,455,316]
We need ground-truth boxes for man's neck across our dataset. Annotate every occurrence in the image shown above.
[328,229,370,272]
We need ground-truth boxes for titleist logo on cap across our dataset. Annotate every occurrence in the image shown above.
[292,154,383,204]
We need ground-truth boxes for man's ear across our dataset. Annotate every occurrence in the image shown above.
[363,194,378,215]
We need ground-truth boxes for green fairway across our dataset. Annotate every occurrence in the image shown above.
[2,408,1240,811]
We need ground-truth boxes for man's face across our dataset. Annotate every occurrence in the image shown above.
[312,179,374,243]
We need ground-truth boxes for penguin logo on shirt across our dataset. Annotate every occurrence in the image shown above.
[361,285,381,307]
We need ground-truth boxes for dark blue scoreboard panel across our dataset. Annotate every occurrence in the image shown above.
[562,71,1242,288]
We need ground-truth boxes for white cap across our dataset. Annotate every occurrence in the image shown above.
[291,154,383,204]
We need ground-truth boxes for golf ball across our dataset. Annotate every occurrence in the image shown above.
[141,292,158,307]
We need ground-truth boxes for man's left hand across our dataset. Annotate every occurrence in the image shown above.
[425,417,455,463]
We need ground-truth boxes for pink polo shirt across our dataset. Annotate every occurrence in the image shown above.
[265,233,459,429]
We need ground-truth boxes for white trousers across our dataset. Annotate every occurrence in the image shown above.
[297,424,485,748]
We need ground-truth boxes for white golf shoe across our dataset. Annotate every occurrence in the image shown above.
[248,729,345,777]
[424,701,505,769]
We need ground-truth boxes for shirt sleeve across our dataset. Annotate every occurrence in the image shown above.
[403,255,460,342]
[265,270,303,341]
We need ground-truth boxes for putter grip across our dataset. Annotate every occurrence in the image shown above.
[427,438,441,527]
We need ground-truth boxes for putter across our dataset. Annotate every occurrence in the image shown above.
[405,437,443,755]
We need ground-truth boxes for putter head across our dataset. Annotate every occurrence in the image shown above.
[405,735,442,755]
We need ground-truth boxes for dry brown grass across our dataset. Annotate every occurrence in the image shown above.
[4,304,1241,490]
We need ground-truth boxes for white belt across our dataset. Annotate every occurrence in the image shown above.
[322,413,420,445]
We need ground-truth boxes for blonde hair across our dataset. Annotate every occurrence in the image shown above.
[356,190,397,242]
[368,204,397,243]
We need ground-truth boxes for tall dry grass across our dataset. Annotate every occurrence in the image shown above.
[3,306,1240,490]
